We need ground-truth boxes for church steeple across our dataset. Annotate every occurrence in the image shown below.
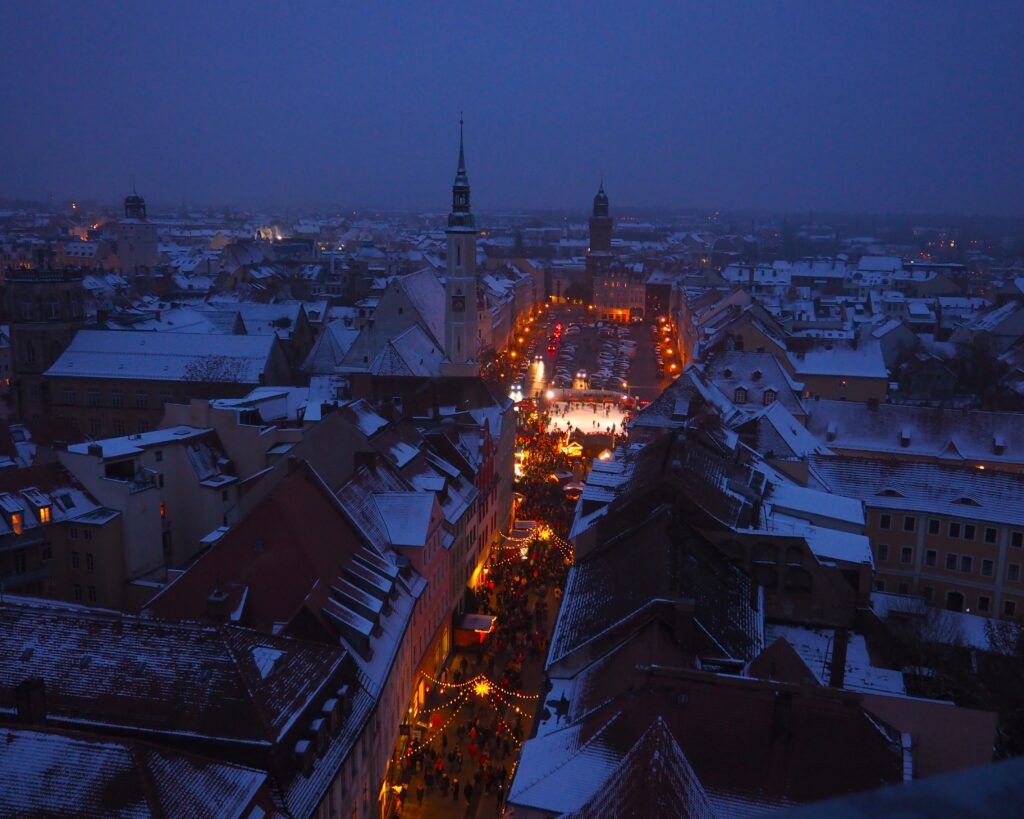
[589,177,612,253]
[448,116,475,230]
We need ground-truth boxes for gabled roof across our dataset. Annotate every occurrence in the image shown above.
[0,597,346,748]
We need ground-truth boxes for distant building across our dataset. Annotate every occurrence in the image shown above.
[44,329,291,436]
[4,267,86,423]
[115,187,159,274]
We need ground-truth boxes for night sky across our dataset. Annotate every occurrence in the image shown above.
[1,1,1021,214]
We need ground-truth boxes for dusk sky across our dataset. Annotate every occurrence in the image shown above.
[1,1,1022,215]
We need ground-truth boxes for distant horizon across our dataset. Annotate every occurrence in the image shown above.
[3,194,1023,228]
[2,3,1022,219]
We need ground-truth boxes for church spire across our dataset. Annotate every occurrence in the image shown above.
[448,115,475,230]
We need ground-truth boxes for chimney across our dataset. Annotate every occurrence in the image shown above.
[672,597,696,646]
[15,678,46,724]
[829,629,849,689]
[206,588,229,621]
[87,443,103,457]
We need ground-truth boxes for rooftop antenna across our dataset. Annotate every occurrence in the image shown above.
[131,173,137,195]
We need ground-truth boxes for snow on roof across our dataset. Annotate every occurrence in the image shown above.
[765,624,906,695]
[67,426,212,459]
[810,455,1024,526]
[372,492,434,547]
[806,400,1024,467]
[45,330,275,383]
[337,400,386,437]
[789,340,888,378]
[369,324,446,376]
[302,319,360,375]
[397,268,445,347]
[0,725,270,818]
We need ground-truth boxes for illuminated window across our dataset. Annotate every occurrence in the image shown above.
[160,502,167,519]
[10,512,22,535]
[38,506,51,524]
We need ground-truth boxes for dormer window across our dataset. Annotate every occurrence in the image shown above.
[763,389,777,406]
[10,512,23,536]
[38,506,51,524]
[734,387,748,404]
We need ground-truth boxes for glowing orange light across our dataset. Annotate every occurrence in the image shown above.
[474,680,492,697]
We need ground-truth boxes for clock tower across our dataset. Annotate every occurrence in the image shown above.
[443,118,480,376]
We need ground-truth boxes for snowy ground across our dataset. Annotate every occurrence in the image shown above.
[545,401,628,435]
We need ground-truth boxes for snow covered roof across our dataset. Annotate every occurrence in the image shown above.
[46,330,276,383]
[372,492,435,547]
[764,624,906,695]
[0,725,270,818]
[67,426,212,459]
[810,455,1024,526]
[806,400,1024,468]
[788,340,888,379]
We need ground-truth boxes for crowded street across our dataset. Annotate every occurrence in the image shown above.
[387,529,572,818]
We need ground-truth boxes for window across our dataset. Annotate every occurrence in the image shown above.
[945,553,958,570]
[873,579,885,592]
[978,595,991,612]
[86,553,94,573]
[734,387,747,404]
[113,419,126,436]
[63,389,77,405]
[1008,564,1021,582]
[10,512,23,536]
[960,555,973,574]
[963,524,976,541]
[923,586,934,601]
[74,584,82,602]
[135,391,148,408]
[69,527,78,540]
[89,418,102,436]
[982,558,994,577]
[900,547,913,564]
[928,518,941,535]
[136,420,150,434]
[87,586,97,603]
[903,516,916,532]
[948,521,961,538]
[159,392,172,406]
[763,389,777,406]
[42,544,52,560]
[159,502,167,519]
[1005,600,1017,617]
[71,551,80,569]
[111,391,125,408]
[985,527,998,544]
[1013,531,1023,549]
[925,549,937,567]
[155,450,163,463]
[877,543,890,561]
[13,550,26,573]
[897,582,910,595]
[879,513,891,530]
[83,529,92,542]
[87,389,100,406]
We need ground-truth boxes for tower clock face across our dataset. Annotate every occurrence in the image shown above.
[452,295,465,312]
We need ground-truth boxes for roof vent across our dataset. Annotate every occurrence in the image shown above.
[900,428,911,448]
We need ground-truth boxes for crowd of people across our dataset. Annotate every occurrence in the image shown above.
[387,533,571,817]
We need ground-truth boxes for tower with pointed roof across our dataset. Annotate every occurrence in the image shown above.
[443,118,480,376]
[589,179,612,253]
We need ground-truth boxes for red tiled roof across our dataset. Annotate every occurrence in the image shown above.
[148,463,366,633]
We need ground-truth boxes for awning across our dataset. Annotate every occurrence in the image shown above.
[458,614,496,634]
